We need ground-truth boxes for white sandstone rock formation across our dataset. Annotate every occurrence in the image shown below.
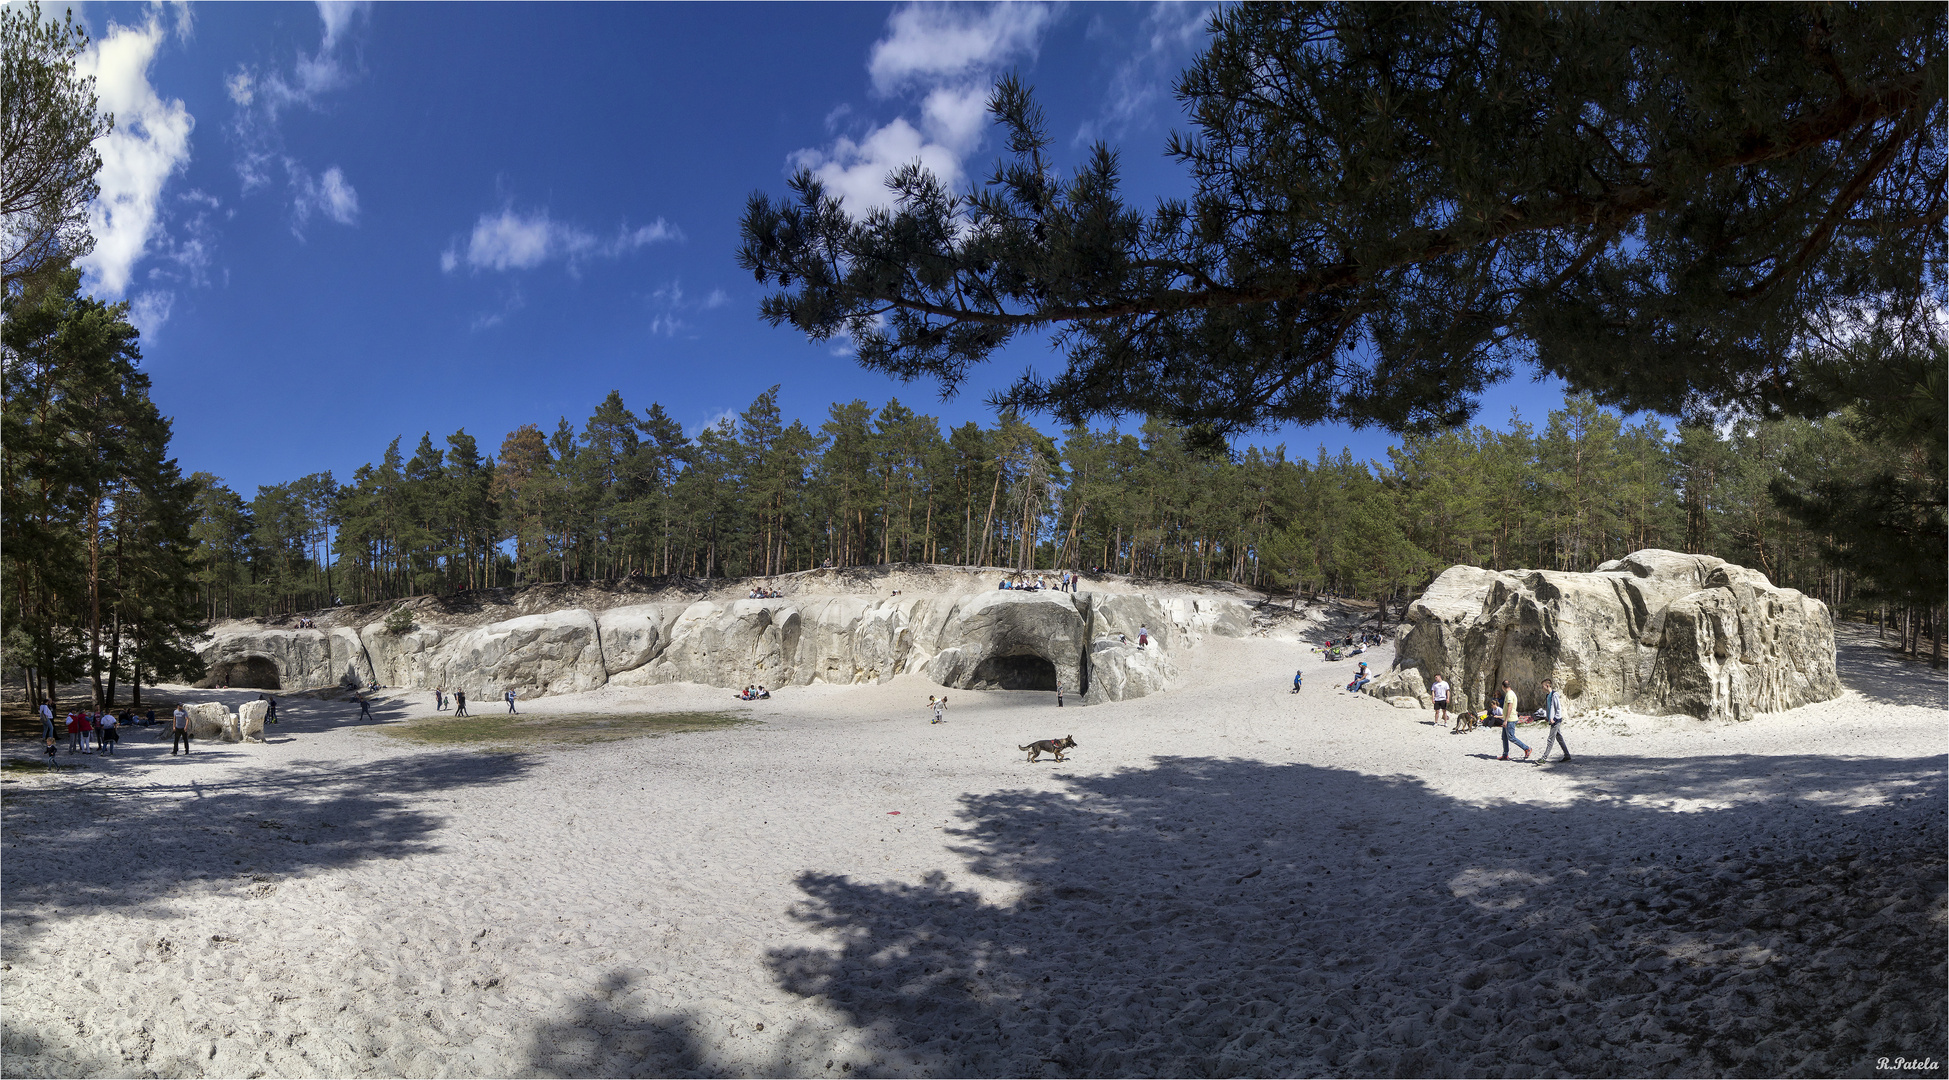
[237,700,268,742]
[1082,637,1179,704]
[195,576,1257,705]
[1364,549,1841,721]
[184,702,232,740]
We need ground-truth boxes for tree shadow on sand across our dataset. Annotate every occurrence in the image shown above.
[0,749,534,954]
[518,752,1944,1078]
[1833,628,1949,709]
[754,754,1945,1079]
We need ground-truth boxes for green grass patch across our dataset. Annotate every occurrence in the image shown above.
[384,710,753,748]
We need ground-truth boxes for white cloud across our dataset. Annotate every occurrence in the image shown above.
[868,3,1057,95]
[445,208,681,274]
[292,164,359,228]
[228,1,367,222]
[161,0,194,43]
[791,117,967,214]
[1077,2,1211,145]
[704,288,729,309]
[316,0,369,51]
[794,2,1055,218]
[688,407,738,439]
[73,13,195,299]
[468,284,525,332]
[128,290,175,337]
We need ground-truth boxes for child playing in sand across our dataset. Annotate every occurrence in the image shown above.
[928,696,946,724]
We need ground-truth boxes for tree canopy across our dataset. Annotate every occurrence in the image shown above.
[1,1,112,296]
[739,2,1945,436]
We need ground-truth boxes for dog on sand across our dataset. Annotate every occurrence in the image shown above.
[1019,735,1077,762]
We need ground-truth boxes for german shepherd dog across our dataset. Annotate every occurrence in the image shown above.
[1020,735,1077,762]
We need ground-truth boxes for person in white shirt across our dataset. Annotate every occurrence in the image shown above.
[1430,673,1453,730]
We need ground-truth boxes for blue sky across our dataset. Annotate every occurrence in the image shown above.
[71,1,1601,495]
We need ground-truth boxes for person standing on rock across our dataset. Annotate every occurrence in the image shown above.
[1498,680,1530,760]
[1537,679,1572,763]
[1137,625,1150,648]
[453,689,468,717]
[1430,673,1452,731]
[171,705,190,755]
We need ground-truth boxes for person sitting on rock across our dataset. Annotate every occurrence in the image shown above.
[756,686,770,699]
[1346,662,1371,692]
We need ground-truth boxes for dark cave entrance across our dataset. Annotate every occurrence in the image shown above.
[969,653,1058,692]
[214,656,281,690]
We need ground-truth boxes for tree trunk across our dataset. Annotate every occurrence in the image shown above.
[977,468,1002,568]
[88,494,105,711]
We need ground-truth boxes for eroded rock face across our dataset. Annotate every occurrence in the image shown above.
[1082,637,1179,704]
[184,702,233,741]
[237,700,268,742]
[1364,549,1841,720]
[198,587,1257,705]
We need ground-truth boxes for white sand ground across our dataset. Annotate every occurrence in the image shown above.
[3,624,1943,1078]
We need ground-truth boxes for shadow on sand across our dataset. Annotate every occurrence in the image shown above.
[529,752,1945,1078]
[1834,628,1949,709]
[0,747,533,954]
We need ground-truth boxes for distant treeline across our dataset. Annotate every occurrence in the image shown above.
[192,387,1937,653]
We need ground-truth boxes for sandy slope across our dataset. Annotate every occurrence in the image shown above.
[3,627,1943,1078]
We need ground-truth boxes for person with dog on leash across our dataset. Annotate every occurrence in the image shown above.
[1536,678,1572,762]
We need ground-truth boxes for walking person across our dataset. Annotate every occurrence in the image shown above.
[1537,678,1572,763]
[1498,680,1530,760]
[265,696,277,725]
[504,688,518,714]
[453,689,468,717]
[357,695,374,720]
[171,705,191,755]
[1430,673,1453,731]
[435,687,446,711]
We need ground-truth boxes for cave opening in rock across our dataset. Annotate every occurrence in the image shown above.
[215,656,281,689]
[969,653,1058,691]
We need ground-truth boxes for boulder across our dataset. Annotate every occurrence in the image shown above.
[237,700,268,742]
[1366,549,1841,720]
[184,702,231,740]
